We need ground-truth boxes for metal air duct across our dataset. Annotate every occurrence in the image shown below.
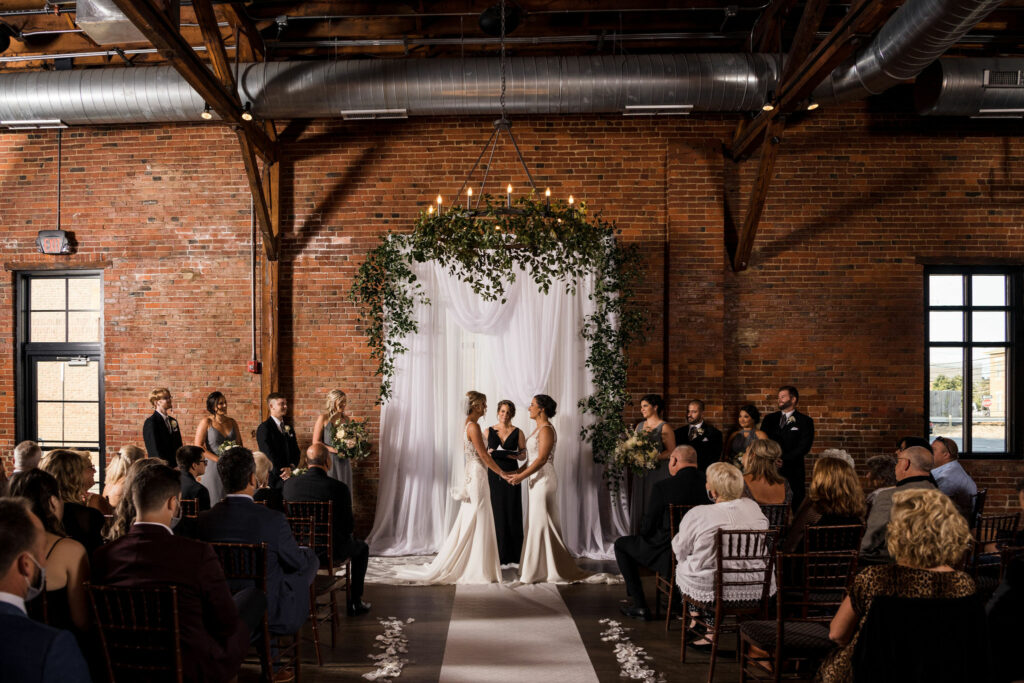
[915,58,1024,116]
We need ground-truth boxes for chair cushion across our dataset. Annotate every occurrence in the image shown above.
[740,620,833,653]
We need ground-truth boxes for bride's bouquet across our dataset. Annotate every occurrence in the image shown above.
[331,418,372,461]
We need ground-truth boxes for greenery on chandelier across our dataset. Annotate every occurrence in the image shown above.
[349,192,646,484]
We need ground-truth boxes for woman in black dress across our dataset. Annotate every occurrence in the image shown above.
[486,399,527,565]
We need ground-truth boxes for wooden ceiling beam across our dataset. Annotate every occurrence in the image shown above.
[730,118,784,272]
[222,2,266,62]
[109,0,276,163]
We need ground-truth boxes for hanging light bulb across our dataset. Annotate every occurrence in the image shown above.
[200,103,213,120]
[806,97,819,111]
[241,101,254,121]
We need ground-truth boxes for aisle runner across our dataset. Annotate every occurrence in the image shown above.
[439,583,599,683]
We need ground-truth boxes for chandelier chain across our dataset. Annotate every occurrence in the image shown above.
[499,0,507,119]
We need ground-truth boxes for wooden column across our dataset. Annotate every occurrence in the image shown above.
[259,162,281,418]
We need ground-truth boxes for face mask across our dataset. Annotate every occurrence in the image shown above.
[169,501,182,530]
[706,489,716,503]
[23,554,46,602]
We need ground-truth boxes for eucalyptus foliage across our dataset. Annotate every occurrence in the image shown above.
[349,193,646,488]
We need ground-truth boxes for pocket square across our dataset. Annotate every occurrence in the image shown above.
[702,437,708,442]
[790,427,799,431]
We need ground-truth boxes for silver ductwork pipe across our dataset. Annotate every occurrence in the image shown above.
[915,58,1024,116]
[813,0,1005,104]
[0,54,780,125]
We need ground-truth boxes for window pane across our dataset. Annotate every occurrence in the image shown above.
[64,362,99,401]
[67,278,101,310]
[30,278,65,310]
[929,275,963,306]
[68,312,101,342]
[929,311,963,342]
[972,275,1007,307]
[37,402,63,441]
[36,361,63,401]
[64,403,99,443]
[971,348,1007,452]
[972,311,1007,342]
[928,347,964,450]
[30,311,65,342]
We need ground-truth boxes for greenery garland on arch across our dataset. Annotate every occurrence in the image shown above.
[349,193,646,486]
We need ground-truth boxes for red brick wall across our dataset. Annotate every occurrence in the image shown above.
[1,106,1021,533]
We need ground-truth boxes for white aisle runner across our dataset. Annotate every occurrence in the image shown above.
[438,583,599,683]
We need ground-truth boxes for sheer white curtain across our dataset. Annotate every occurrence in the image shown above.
[367,260,628,558]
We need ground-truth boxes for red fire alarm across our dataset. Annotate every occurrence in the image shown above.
[247,360,261,374]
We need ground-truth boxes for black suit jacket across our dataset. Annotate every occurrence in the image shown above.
[255,418,301,489]
[761,410,815,467]
[61,501,105,557]
[640,467,708,548]
[197,496,317,634]
[180,471,211,512]
[674,422,724,471]
[91,524,247,683]
[282,467,354,551]
[143,411,183,466]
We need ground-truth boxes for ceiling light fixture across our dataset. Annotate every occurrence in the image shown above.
[241,101,253,121]
[762,90,776,112]
[806,97,819,111]
[201,103,212,120]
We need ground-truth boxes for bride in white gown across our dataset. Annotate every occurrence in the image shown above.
[395,391,507,584]
[507,394,591,584]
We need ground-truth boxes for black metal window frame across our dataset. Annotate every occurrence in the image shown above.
[15,270,106,483]
[924,265,1022,460]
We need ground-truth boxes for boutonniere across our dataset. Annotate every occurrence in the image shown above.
[283,424,293,436]
[786,416,796,426]
[168,418,178,431]
[696,427,704,436]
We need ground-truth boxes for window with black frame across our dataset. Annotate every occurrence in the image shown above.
[926,270,1015,457]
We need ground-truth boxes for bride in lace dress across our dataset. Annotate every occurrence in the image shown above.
[508,394,591,584]
[395,391,508,584]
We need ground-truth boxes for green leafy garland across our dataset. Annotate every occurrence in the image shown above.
[349,194,646,486]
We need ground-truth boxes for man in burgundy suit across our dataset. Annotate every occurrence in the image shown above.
[92,464,261,683]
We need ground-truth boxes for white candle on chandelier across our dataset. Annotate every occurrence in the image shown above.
[568,195,575,210]
[428,204,434,215]
[436,194,443,213]
[507,184,513,208]
[545,187,551,209]
[466,187,473,210]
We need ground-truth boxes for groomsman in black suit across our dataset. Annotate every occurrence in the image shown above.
[256,392,301,489]
[674,399,723,472]
[615,445,707,620]
[761,385,815,508]
[142,387,183,466]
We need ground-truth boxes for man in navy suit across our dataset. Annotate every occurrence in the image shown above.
[142,387,183,466]
[761,385,815,508]
[198,447,318,636]
[283,444,371,616]
[0,498,91,683]
[92,464,255,683]
[256,393,301,489]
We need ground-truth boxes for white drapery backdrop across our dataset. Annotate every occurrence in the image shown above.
[366,260,629,559]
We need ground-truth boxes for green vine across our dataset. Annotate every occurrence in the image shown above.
[349,193,646,487]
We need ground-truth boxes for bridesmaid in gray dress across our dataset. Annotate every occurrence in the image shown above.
[628,394,677,535]
[192,391,244,506]
[312,389,353,491]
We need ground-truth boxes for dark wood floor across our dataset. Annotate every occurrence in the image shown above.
[240,564,740,682]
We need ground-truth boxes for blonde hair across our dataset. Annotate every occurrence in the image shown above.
[253,451,273,487]
[324,389,347,415]
[40,449,89,503]
[465,391,486,416]
[105,458,165,542]
[808,456,865,518]
[706,462,744,502]
[886,488,971,568]
[105,445,147,489]
[149,387,170,407]
[745,439,786,486]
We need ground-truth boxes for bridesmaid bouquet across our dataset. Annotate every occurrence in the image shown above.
[611,431,661,476]
[217,440,239,455]
[331,418,372,461]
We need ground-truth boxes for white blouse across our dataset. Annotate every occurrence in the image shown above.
[671,497,773,603]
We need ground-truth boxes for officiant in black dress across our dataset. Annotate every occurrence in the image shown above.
[487,400,527,565]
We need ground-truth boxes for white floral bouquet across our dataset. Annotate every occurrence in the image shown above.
[217,439,239,455]
[331,418,372,461]
[612,430,661,477]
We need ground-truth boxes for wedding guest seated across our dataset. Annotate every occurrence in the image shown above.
[92,463,255,683]
[13,440,43,476]
[742,438,792,508]
[863,454,897,515]
[283,443,370,616]
[817,448,855,470]
[783,457,865,553]
[931,436,977,519]
[40,450,105,557]
[988,548,1024,683]
[0,498,91,683]
[102,445,147,511]
[176,446,210,513]
[9,470,90,633]
[671,462,771,649]
[818,489,976,682]
[615,445,707,620]
[253,452,285,512]
[104,459,166,543]
[197,447,319,641]
[860,446,935,562]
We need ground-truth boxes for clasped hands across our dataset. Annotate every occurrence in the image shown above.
[488,448,527,486]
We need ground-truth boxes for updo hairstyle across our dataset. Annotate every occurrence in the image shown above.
[534,394,557,418]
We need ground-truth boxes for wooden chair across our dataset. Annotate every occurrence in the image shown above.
[211,541,300,683]
[178,499,199,519]
[87,583,183,683]
[971,488,987,527]
[654,504,696,631]
[760,504,789,532]
[739,546,858,682]
[287,515,324,666]
[803,524,864,553]
[972,513,1019,568]
[1000,544,1024,582]
[285,500,351,651]
[680,529,779,683]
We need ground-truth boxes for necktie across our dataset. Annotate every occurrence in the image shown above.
[164,415,172,432]
[779,414,787,429]
[278,420,285,434]
[688,426,697,441]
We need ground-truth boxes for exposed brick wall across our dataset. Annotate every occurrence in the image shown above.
[0,106,1021,534]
